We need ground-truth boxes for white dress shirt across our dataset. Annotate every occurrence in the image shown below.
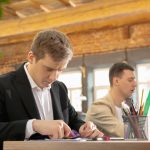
[24,63,53,139]
[115,106,123,123]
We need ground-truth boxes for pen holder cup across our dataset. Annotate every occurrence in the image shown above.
[123,115,148,140]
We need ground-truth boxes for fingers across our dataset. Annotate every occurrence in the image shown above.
[97,131,104,138]
[87,129,104,138]
[79,121,96,137]
[63,122,72,137]
[51,122,64,139]
[51,121,71,138]
[79,121,104,138]
[33,120,71,139]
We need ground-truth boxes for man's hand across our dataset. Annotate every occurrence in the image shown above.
[79,121,104,138]
[32,120,71,139]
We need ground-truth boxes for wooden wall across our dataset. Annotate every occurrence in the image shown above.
[0,22,150,74]
[0,0,150,73]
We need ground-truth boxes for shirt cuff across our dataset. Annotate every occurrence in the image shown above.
[25,119,36,139]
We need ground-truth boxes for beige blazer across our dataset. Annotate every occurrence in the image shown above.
[85,93,124,137]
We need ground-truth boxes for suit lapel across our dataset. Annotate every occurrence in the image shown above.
[14,64,40,119]
[50,84,64,120]
[14,64,64,120]
[107,93,118,116]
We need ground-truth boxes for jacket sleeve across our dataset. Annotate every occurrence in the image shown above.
[85,102,124,137]
[0,79,27,141]
[58,81,85,131]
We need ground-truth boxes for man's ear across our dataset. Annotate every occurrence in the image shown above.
[113,77,119,86]
[27,51,34,64]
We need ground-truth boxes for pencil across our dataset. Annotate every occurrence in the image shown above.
[139,89,144,116]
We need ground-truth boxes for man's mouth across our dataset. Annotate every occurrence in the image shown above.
[43,81,53,86]
[43,81,50,85]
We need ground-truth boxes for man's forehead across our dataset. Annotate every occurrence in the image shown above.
[123,69,134,73]
[122,70,135,77]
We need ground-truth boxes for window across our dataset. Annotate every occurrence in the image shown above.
[137,63,150,115]
[58,71,82,111]
[94,68,110,100]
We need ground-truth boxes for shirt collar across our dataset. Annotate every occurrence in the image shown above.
[24,62,51,90]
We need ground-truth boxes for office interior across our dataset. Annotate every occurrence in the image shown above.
[0,0,150,120]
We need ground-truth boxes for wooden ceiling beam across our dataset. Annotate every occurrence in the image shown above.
[3,0,43,18]
[40,5,51,12]
[2,6,17,17]
[0,0,150,45]
[7,0,35,9]
[58,0,76,7]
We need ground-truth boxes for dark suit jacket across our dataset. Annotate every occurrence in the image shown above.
[0,63,84,141]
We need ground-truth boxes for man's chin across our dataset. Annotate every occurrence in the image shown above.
[128,93,133,98]
[43,82,52,87]
[44,84,49,88]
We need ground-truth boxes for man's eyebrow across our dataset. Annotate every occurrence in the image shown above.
[128,77,135,79]
[44,65,55,70]
[44,65,66,71]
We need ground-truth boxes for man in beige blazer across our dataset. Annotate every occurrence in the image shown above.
[86,62,136,137]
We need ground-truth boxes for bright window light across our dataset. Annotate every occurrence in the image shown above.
[58,71,82,111]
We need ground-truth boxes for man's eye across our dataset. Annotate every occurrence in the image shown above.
[46,69,53,72]
[128,79,133,82]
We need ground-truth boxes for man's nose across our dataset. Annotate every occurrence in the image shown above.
[133,80,137,87]
[48,71,59,82]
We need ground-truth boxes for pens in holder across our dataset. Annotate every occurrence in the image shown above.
[130,102,137,116]
[143,90,150,116]
[139,89,144,116]
[123,108,142,138]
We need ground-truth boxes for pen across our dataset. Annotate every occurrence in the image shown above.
[139,89,144,116]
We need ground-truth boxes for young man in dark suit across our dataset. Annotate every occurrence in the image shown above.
[0,29,103,143]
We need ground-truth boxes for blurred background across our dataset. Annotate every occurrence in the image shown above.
[0,0,150,114]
